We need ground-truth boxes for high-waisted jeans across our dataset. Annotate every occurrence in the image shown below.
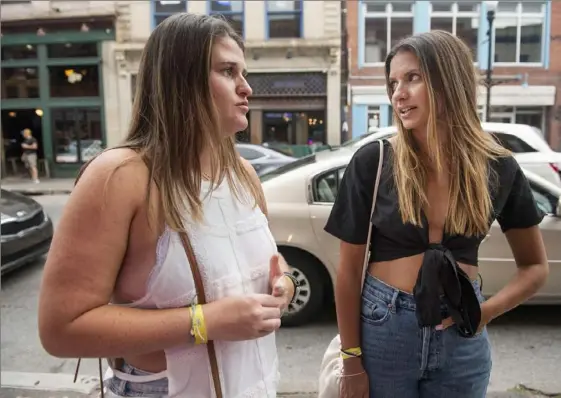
[361,274,492,398]
[105,362,168,398]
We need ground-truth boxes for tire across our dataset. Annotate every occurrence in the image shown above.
[279,248,329,327]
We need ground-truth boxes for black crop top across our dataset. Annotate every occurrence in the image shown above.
[324,139,545,334]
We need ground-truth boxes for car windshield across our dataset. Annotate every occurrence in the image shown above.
[341,132,374,147]
[265,146,293,157]
[259,154,317,182]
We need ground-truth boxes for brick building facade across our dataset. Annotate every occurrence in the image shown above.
[345,0,561,150]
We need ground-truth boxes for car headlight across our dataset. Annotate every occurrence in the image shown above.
[0,213,17,225]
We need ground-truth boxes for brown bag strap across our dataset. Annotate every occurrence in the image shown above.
[178,231,223,398]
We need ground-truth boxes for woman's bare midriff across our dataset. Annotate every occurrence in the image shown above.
[123,352,167,373]
[367,253,479,294]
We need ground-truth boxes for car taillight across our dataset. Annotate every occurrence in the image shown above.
[550,163,560,173]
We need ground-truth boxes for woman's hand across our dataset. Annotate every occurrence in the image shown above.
[436,301,494,333]
[340,357,369,398]
[204,293,284,341]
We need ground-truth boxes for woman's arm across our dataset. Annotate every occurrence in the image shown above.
[482,157,550,325]
[38,149,194,357]
[482,226,549,324]
[323,142,382,371]
[38,149,282,358]
[335,242,369,371]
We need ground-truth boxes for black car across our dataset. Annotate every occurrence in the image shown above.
[1,189,53,274]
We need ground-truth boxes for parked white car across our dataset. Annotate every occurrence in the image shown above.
[342,123,561,187]
[260,148,561,326]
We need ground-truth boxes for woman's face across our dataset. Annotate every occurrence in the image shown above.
[209,36,252,137]
[388,51,430,132]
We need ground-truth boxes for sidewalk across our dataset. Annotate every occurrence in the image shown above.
[0,388,552,398]
[1,178,74,196]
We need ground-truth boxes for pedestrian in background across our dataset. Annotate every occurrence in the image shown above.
[325,30,549,398]
[37,13,297,398]
[21,128,39,183]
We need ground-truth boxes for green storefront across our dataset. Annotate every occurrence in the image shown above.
[1,19,115,178]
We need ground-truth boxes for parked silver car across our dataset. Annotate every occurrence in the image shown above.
[236,143,296,176]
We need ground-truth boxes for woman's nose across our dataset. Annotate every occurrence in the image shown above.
[392,84,408,102]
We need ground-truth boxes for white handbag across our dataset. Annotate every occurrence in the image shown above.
[318,139,385,398]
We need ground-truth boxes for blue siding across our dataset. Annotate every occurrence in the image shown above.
[352,105,368,138]
[150,0,155,30]
[379,105,391,127]
[544,1,552,69]
[478,2,490,68]
[413,1,430,34]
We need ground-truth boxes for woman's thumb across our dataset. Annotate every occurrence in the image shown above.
[269,253,283,277]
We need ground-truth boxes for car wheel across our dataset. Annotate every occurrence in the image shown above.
[279,248,328,327]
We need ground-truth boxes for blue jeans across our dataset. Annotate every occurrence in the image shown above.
[106,362,168,398]
[361,274,492,398]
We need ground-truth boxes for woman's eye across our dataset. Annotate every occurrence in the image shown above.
[223,68,234,77]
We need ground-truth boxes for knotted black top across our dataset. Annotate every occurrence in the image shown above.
[413,243,481,336]
[324,140,545,335]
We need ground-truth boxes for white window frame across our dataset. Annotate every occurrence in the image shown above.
[367,105,381,132]
[429,1,480,65]
[493,1,546,67]
[362,2,414,66]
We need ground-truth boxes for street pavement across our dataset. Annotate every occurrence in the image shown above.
[1,192,560,397]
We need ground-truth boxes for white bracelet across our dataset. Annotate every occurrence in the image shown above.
[340,371,366,378]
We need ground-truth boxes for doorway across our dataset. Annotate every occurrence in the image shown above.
[1,109,44,177]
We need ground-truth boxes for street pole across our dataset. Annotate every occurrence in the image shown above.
[485,8,495,122]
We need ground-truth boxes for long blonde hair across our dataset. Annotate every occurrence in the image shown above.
[384,30,509,237]
[77,13,264,231]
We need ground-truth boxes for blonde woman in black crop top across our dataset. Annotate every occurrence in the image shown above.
[325,30,549,398]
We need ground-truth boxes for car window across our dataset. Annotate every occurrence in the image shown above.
[341,132,374,147]
[259,154,316,182]
[529,182,557,215]
[313,167,346,203]
[491,132,537,153]
[237,146,264,160]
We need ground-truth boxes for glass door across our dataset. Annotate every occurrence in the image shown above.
[51,107,103,164]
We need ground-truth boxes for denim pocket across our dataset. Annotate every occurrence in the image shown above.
[360,295,391,325]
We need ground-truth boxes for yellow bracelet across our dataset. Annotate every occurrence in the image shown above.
[340,347,362,360]
[189,304,208,345]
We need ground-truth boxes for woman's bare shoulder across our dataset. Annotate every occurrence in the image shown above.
[76,148,149,196]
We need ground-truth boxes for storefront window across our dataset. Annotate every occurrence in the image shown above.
[47,42,98,58]
[1,67,39,99]
[1,44,38,61]
[489,106,544,131]
[49,65,99,97]
[515,107,544,131]
[52,107,103,163]
[236,113,250,142]
[262,111,325,145]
